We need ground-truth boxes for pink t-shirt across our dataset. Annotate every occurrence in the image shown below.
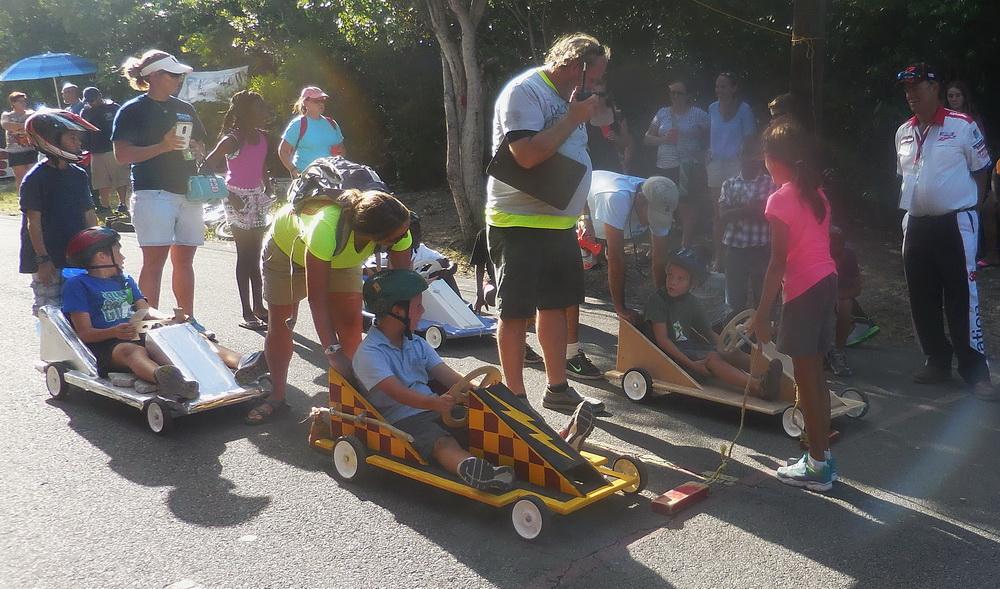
[764,182,836,302]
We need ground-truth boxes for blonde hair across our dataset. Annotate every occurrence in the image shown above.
[292,96,307,115]
[121,50,172,91]
[545,33,610,70]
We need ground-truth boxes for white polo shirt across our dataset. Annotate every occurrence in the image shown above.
[895,106,991,216]
[587,171,649,240]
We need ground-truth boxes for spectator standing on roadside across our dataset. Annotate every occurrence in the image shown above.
[2,91,38,193]
[485,32,608,412]
[586,82,632,173]
[112,50,208,323]
[708,72,756,229]
[894,63,995,401]
[61,83,86,115]
[277,86,344,177]
[643,80,709,247]
[81,87,129,215]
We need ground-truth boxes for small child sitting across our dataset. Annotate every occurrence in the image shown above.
[644,249,781,399]
[827,226,862,377]
[61,227,268,399]
[353,270,595,491]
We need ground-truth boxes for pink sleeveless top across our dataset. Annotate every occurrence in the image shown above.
[225,131,267,189]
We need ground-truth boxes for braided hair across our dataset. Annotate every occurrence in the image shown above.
[219,90,265,147]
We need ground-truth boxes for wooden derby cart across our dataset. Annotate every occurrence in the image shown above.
[309,366,647,541]
[604,310,869,438]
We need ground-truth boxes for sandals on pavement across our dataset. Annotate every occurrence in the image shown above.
[244,398,290,425]
[239,318,268,332]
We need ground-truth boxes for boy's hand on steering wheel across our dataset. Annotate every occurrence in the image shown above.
[431,394,456,415]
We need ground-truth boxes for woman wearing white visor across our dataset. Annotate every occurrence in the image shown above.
[112,50,210,328]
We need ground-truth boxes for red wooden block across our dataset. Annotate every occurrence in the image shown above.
[651,481,710,515]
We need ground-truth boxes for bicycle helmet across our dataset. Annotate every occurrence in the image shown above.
[66,227,121,269]
[363,269,428,338]
[668,247,707,285]
[25,109,98,163]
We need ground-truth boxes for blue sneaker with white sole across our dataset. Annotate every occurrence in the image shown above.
[777,453,834,492]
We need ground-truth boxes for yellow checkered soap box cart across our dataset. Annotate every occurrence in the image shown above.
[309,366,646,541]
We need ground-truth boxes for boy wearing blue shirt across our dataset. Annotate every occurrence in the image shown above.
[62,227,267,399]
[353,270,595,491]
[18,110,100,316]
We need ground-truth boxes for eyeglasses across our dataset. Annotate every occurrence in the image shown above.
[162,71,185,79]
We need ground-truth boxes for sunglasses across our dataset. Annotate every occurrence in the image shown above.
[161,71,185,79]
[896,69,936,83]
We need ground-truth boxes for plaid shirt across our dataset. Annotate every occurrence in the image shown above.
[719,172,776,248]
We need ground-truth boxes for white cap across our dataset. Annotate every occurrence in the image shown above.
[139,54,194,76]
[642,176,679,234]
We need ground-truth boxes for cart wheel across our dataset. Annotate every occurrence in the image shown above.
[424,326,445,350]
[45,363,71,399]
[332,436,368,482]
[782,406,805,438]
[621,368,652,403]
[510,496,550,541]
[144,400,174,435]
[840,387,870,419]
[612,455,648,495]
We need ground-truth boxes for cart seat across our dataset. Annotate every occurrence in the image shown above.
[38,305,98,377]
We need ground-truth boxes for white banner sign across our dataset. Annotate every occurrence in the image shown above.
[177,66,249,103]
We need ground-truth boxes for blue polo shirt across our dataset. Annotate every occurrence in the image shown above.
[352,326,444,424]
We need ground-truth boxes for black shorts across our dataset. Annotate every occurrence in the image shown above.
[486,225,584,319]
[8,150,38,167]
[778,273,837,357]
[87,337,143,377]
[394,411,467,460]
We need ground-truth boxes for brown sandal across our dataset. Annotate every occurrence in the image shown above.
[245,398,290,425]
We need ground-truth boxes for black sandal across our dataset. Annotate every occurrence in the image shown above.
[244,398,290,425]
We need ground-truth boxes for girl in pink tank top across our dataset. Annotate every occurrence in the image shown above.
[752,120,839,492]
[203,91,273,330]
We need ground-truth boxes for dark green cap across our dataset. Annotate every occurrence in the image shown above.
[363,269,428,316]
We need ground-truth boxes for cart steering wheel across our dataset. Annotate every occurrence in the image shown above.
[718,309,755,354]
[440,366,503,428]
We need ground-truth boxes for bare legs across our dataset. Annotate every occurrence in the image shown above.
[137,244,198,318]
[232,226,268,323]
[792,354,831,461]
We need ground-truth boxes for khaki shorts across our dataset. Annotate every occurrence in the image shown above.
[707,157,741,189]
[90,151,130,190]
[262,238,362,305]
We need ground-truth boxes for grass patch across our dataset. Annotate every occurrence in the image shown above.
[0,178,17,215]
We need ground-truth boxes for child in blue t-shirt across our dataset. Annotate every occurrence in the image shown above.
[17,110,100,316]
[62,228,267,399]
[352,270,596,492]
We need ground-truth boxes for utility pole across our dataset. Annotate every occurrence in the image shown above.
[790,0,826,131]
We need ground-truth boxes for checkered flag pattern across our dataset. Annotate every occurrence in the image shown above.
[466,394,581,496]
[328,371,426,464]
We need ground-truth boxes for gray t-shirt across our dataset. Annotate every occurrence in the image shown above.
[2,110,34,154]
[486,68,592,225]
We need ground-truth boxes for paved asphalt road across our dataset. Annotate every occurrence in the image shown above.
[2,214,999,588]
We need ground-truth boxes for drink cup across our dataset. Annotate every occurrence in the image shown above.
[174,122,193,150]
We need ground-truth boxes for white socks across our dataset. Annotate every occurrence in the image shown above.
[566,342,579,360]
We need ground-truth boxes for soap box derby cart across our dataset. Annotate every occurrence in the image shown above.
[605,310,870,438]
[309,366,647,541]
[37,305,270,435]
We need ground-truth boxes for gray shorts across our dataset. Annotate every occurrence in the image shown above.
[486,225,584,319]
[394,411,467,460]
[778,273,837,357]
[30,272,64,317]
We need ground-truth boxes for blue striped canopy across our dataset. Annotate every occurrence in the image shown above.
[0,52,97,81]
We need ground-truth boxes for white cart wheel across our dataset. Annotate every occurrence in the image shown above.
[621,369,652,403]
[332,436,368,482]
[424,326,445,349]
[145,400,173,435]
[511,496,549,541]
[840,388,870,419]
[782,406,805,438]
[612,456,648,495]
[45,363,70,399]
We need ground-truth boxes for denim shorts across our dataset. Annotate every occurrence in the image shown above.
[131,189,205,247]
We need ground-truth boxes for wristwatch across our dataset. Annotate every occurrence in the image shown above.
[35,254,51,265]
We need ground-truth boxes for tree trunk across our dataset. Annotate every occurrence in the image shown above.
[790,0,826,132]
[422,0,487,243]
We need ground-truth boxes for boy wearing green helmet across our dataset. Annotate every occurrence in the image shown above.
[354,270,596,491]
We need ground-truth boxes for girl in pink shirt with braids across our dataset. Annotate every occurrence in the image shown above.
[751,120,838,492]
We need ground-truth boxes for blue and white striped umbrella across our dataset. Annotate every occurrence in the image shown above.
[0,52,96,82]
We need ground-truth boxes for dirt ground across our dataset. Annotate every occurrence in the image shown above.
[403,187,1000,360]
